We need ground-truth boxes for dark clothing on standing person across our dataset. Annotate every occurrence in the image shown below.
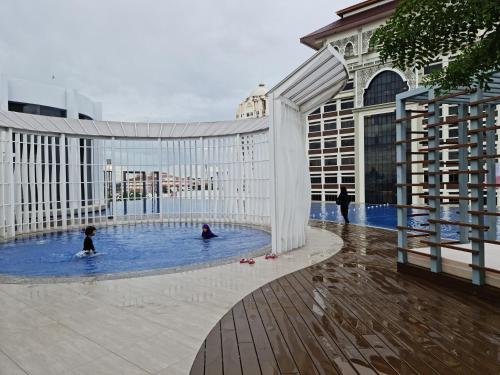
[83,236,95,252]
[336,190,351,224]
[340,206,349,223]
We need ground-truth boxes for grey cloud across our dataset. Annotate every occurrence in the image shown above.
[0,0,356,122]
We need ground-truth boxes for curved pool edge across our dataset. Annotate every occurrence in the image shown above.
[0,222,273,284]
[0,245,272,285]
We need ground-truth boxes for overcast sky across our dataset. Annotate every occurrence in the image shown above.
[0,0,357,122]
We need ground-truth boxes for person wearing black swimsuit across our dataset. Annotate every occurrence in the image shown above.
[201,224,217,239]
[83,226,97,254]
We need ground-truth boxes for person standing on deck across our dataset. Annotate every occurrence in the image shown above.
[336,186,351,224]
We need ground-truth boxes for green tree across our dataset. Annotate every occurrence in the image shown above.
[372,0,500,92]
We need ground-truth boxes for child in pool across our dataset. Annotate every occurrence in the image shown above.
[201,224,217,239]
[83,226,97,254]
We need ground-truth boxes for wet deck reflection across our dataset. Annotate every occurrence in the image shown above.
[190,222,500,374]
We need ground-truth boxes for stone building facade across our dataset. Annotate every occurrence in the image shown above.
[301,0,455,204]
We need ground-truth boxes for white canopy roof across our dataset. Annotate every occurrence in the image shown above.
[269,44,348,113]
[0,110,269,138]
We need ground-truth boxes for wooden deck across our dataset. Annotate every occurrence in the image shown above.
[190,222,500,375]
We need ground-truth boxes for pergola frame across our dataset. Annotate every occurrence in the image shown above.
[395,72,500,286]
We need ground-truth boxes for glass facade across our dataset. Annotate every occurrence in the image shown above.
[8,101,67,117]
[363,71,408,106]
[364,112,397,204]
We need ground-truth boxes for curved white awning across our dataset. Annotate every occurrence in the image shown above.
[269,44,348,113]
[0,110,269,138]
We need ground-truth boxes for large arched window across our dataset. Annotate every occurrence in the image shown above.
[363,71,408,106]
[344,43,354,57]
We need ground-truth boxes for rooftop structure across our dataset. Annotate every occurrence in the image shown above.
[236,83,268,120]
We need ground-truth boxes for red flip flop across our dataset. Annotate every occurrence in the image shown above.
[265,254,278,260]
[240,258,249,264]
[248,258,255,265]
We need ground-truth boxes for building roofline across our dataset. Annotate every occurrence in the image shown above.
[300,0,397,50]
[336,0,386,17]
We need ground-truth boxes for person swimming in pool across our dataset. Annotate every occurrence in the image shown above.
[83,226,97,254]
[201,224,217,239]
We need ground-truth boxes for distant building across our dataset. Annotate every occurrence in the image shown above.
[301,0,462,204]
[0,74,103,214]
[236,83,268,119]
[0,74,102,120]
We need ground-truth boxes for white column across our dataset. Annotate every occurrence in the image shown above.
[82,139,88,225]
[235,134,242,222]
[269,93,281,253]
[200,137,205,222]
[5,129,15,238]
[20,133,29,232]
[13,133,22,234]
[68,137,79,226]
[269,95,309,253]
[28,134,36,232]
[0,129,6,238]
[158,138,163,222]
[43,135,51,229]
[192,139,197,222]
[60,134,68,229]
[207,138,212,221]
[111,138,117,223]
[183,139,188,222]
[50,136,58,228]
[177,139,182,222]
[166,140,171,221]
[35,135,43,230]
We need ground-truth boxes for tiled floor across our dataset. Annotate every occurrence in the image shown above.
[191,221,500,374]
[0,227,342,375]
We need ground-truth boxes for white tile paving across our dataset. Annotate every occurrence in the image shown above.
[0,227,342,375]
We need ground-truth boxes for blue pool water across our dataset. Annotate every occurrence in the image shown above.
[310,202,500,240]
[0,223,271,277]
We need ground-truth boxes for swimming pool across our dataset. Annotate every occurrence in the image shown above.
[0,223,271,278]
[310,202,500,240]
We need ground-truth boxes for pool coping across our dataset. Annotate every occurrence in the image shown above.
[0,223,272,284]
